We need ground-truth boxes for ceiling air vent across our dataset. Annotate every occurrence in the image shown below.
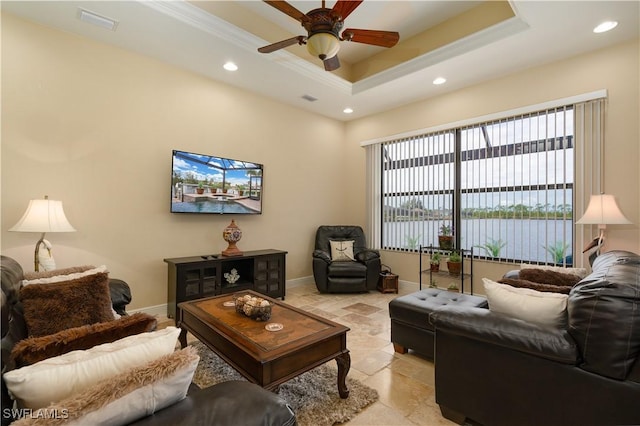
[301,94,318,102]
[77,8,119,31]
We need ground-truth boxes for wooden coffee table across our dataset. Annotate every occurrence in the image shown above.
[178,290,351,398]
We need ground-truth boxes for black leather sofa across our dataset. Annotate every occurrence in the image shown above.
[430,250,640,426]
[1,255,296,426]
[312,225,381,293]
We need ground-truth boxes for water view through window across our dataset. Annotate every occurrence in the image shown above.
[382,107,574,264]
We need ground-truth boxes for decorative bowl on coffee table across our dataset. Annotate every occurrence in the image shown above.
[234,293,272,321]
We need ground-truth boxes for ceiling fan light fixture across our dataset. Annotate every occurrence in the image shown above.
[306,33,340,60]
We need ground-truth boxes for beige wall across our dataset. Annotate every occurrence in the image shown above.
[2,13,638,309]
[344,39,640,293]
[1,14,347,310]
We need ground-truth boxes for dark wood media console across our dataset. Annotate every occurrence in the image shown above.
[165,249,287,319]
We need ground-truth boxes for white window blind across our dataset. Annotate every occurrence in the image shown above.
[365,97,604,267]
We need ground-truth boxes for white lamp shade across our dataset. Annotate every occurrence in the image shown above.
[576,194,632,225]
[9,199,76,233]
[306,33,340,60]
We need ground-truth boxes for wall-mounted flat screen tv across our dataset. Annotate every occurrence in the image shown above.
[171,150,263,214]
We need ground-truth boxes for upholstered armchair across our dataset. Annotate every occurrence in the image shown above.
[312,225,381,293]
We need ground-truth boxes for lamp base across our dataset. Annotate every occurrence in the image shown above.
[582,228,606,257]
[595,228,605,256]
[34,235,56,272]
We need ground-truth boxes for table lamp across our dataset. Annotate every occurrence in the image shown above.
[576,193,631,255]
[9,195,76,271]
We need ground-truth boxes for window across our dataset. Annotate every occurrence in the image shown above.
[367,99,604,266]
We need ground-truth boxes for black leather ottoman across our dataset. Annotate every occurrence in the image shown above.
[389,289,488,359]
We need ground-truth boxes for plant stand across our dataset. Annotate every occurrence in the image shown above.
[419,245,473,294]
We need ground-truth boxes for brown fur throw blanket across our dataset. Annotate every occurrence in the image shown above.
[10,313,158,368]
[498,278,572,294]
[519,268,582,287]
[20,272,115,337]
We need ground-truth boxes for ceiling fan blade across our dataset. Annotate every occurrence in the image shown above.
[263,1,309,23]
[258,36,306,53]
[323,55,340,71]
[331,0,363,20]
[341,28,400,48]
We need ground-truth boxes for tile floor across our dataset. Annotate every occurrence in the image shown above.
[283,282,456,426]
[163,281,456,426]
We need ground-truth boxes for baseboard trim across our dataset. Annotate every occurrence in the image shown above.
[129,303,168,319]
[399,279,419,291]
[287,275,315,288]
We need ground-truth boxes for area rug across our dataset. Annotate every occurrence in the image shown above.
[190,341,379,426]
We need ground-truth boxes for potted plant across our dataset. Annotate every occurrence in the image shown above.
[429,278,438,288]
[196,181,205,195]
[446,251,462,276]
[447,283,460,292]
[430,252,441,272]
[438,225,454,250]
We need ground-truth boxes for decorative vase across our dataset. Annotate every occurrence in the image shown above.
[234,294,272,321]
[222,219,243,257]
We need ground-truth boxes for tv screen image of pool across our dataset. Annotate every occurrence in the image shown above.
[171,150,263,214]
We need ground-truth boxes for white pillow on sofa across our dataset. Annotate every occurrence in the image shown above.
[12,347,200,426]
[3,327,180,409]
[482,278,568,327]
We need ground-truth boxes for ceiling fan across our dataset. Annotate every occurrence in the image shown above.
[257,0,400,71]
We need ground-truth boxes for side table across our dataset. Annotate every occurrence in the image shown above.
[378,272,399,294]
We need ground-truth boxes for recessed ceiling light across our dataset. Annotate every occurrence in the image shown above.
[343,108,353,114]
[433,77,447,85]
[593,21,618,33]
[223,62,238,71]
